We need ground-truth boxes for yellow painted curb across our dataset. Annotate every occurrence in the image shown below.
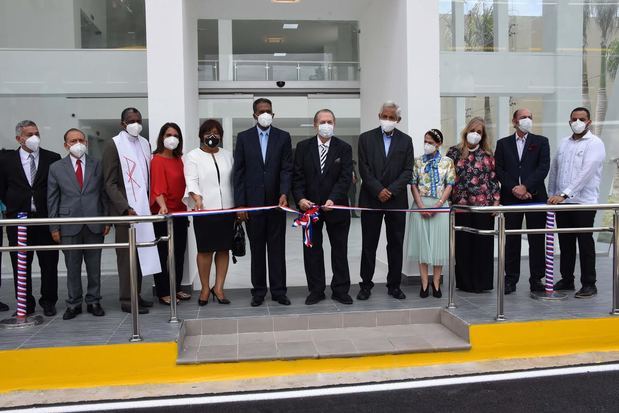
[1,317,618,394]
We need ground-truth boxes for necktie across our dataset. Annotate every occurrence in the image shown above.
[76,159,83,189]
[319,143,328,173]
[260,132,268,162]
[28,154,37,185]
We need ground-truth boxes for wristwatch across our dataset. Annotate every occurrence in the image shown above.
[560,193,568,199]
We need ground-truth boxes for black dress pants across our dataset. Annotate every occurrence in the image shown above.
[504,210,546,286]
[455,212,494,292]
[556,210,597,286]
[153,217,188,298]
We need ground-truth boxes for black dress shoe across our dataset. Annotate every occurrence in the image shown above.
[138,297,154,307]
[332,293,353,305]
[273,295,291,305]
[504,283,516,295]
[554,279,575,291]
[87,303,105,317]
[530,280,545,292]
[62,306,82,320]
[356,288,371,301]
[388,287,406,300]
[575,285,597,298]
[419,284,430,298]
[0,301,9,312]
[305,292,326,305]
[251,296,264,307]
[41,303,57,317]
[121,304,149,314]
[432,283,442,298]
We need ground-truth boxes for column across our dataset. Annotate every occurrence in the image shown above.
[218,19,234,81]
[452,0,464,51]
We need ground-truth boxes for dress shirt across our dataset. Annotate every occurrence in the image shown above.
[548,131,606,204]
[19,147,39,211]
[382,129,393,156]
[515,132,528,160]
[257,125,271,162]
[69,154,85,175]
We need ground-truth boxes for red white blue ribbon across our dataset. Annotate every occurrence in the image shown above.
[545,211,556,293]
[292,206,320,247]
[16,212,28,319]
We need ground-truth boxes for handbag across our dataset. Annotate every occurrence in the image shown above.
[231,220,246,264]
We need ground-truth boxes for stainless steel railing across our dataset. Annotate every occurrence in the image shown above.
[448,203,619,321]
[0,214,178,342]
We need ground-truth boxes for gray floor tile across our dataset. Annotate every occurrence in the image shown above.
[314,339,357,356]
[308,313,342,329]
[352,337,396,354]
[238,342,277,360]
[238,316,273,333]
[376,310,411,326]
[197,344,237,362]
[273,315,309,331]
[201,333,237,346]
[342,311,377,328]
[388,336,434,352]
[274,330,312,343]
[276,341,317,359]
[238,332,275,345]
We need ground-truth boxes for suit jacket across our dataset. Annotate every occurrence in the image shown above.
[292,136,353,209]
[47,154,107,236]
[0,147,61,218]
[358,127,414,209]
[233,125,293,207]
[494,132,550,204]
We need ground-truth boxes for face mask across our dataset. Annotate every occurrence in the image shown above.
[518,118,533,133]
[570,120,588,135]
[163,136,179,150]
[423,143,436,155]
[203,135,220,148]
[25,135,40,152]
[126,122,142,137]
[69,142,86,158]
[318,123,334,138]
[466,132,482,145]
[257,113,273,128]
[380,119,397,133]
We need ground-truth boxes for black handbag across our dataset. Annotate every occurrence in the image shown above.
[231,220,246,264]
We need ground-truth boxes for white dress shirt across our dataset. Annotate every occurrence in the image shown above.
[515,132,528,160]
[69,154,85,175]
[19,147,39,211]
[548,131,606,204]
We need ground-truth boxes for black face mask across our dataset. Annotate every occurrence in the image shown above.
[202,135,220,148]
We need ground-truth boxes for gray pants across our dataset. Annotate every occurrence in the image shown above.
[62,226,104,308]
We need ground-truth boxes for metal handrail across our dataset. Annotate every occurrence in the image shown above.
[0,214,178,341]
[448,203,619,321]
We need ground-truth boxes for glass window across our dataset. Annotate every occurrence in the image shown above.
[197,20,219,81]
[508,0,544,52]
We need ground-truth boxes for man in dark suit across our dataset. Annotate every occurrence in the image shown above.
[293,109,354,305]
[48,128,109,320]
[357,101,414,301]
[0,120,61,316]
[234,98,293,307]
[0,149,10,312]
[495,108,550,294]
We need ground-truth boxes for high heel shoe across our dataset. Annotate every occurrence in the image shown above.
[419,283,429,298]
[210,288,231,305]
[198,292,209,307]
[432,283,442,298]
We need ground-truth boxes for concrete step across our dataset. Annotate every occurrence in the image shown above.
[177,308,470,364]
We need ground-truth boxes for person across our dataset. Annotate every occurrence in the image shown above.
[292,109,354,305]
[349,160,360,218]
[446,117,500,293]
[0,120,60,316]
[495,108,550,295]
[150,122,190,305]
[357,101,414,301]
[185,119,235,306]
[47,128,109,319]
[233,98,293,307]
[548,107,606,298]
[0,149,12,312]
[408,129,455,298]
[102,108,160,314]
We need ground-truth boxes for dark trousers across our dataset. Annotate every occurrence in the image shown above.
[62,226,103,308]
[7,222,59,311]
[504,211,546,286]
[556,210,597,286]
[303,210,351,295]
[360,210,406,290]
[153,217,188,298]
[246,209,287,299]
[114,224,144,305]
[455,212,494,292]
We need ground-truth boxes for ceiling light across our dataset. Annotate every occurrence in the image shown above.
[283,23,299,29]
[265,36,285,44]
[273,52,287,57]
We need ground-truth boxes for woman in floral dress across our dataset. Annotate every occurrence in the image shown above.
[446,117,500,293]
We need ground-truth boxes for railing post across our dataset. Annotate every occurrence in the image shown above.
[496,212,506,321]
[128,224,142,342]
[167,217,179,324]
[612,210,619,315]
[448,208,456,309]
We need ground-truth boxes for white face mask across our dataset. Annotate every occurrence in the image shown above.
[466,132,482,146]
[380,119,397,133]
[126,122,142,137]
[570,120,588,135]
[69,142,87,158]
[25,135,40,152]
[423,143,437,155]
[257,113,273,128]
[318,123,334,138]
[518,118,533,134]
[163,136,179,150]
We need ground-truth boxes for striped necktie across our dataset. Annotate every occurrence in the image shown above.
[28,154,37,185]
[319,143,328,174]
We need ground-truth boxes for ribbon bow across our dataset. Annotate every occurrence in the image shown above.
[293,206,320,247]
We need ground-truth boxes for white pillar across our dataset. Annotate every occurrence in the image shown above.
[218,19,234,81]
[452,0,464,51]
[222,117,233,151]
[496,96,511,139]
[494,0,509,52]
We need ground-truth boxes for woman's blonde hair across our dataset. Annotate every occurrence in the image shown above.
[456,116,492,159]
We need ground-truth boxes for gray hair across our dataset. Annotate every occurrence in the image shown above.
[15,120,37,136]
[380,101,402,118]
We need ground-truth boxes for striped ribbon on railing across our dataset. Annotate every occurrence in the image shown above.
[16,212,28,318]
[545,211,556,293]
